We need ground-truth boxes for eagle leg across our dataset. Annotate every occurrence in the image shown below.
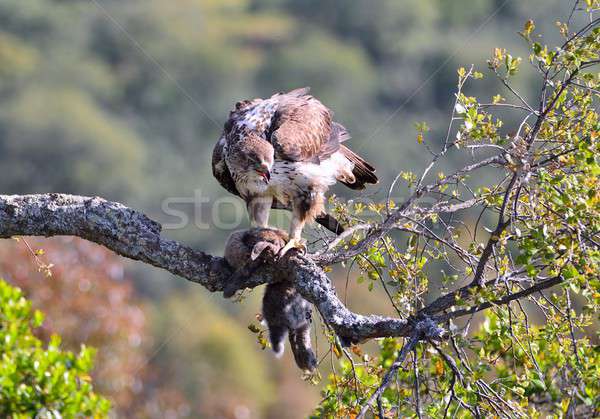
[277,237,307,258]
[247,196,273,227]
[278,215,307,257]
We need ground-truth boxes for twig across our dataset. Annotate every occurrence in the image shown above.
[357,335,419,419]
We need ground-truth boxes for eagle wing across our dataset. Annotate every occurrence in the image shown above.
[268,89,346,164]
[212,136,240,197]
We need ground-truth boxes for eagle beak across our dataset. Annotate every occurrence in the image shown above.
[257,164,271,183]
[260,170,271,183]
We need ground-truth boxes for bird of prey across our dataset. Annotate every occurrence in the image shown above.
[213,87,377,253]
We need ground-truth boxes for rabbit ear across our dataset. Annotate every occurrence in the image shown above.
[251,242,272,260]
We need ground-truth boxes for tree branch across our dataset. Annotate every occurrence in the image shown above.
[313,154,506,266]
[356,317,444,418]
[0,193,229,291]
[0,193,414,344]
[434,275,563,322]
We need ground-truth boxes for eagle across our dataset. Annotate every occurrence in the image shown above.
[212,87,378,253]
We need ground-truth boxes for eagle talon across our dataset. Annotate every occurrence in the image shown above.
[278,238,307,258]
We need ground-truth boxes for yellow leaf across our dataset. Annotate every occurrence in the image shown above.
[523,19,535,37]
[333,343,343,359]
[494,48,504,61]
[435,358,444,375]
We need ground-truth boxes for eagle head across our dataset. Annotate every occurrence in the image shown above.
[228,134,274,186]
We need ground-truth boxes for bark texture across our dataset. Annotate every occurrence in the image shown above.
[0,193,419,343]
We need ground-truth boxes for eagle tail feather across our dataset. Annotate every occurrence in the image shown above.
[315,213,345,234]
[340,145,378,190]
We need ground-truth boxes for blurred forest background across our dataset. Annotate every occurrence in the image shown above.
[0,0,584,417]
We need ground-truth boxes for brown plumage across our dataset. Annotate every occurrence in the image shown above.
[267,92,333,162]
[339,145,379,190]
[212,87,377,250]
[223,228,317,371]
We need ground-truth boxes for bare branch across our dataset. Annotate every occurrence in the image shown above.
[0,193,229,290]
[356,317,444,418]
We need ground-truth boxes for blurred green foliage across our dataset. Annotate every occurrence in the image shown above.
[0,278,110,417]
[149,289,275,417]
[0,0,576,233]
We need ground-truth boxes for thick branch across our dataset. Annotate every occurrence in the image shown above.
[0,193,229,291]
[0,193,413,343]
